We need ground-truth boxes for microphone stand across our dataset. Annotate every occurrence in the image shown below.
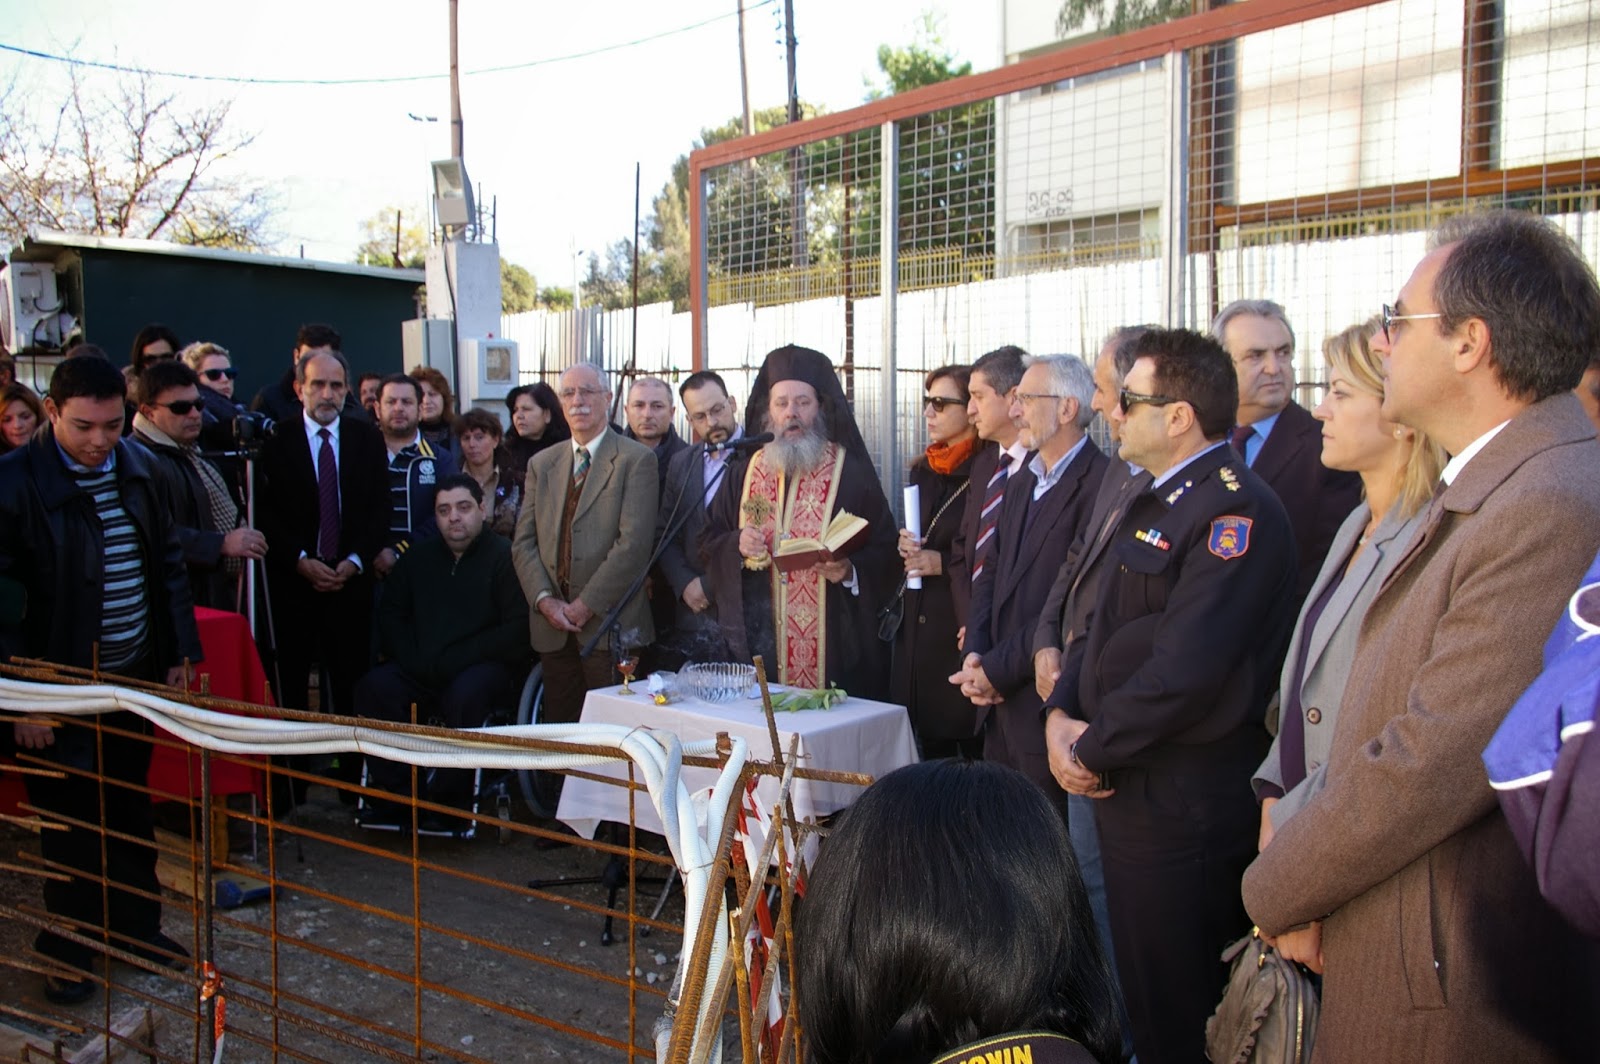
[200,444,303,859]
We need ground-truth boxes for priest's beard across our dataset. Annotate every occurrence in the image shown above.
[762,417,829,479]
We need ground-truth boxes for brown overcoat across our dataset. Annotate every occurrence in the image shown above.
[1241,394,1600,1062]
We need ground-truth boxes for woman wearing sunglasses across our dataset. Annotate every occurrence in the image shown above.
[890,365,982,759]
[181,341,248,450]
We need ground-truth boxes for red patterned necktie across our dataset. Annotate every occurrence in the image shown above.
[971,451,1013,584]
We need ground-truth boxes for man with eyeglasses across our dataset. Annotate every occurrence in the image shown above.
[132,359,266,610]
[951,354,1106,816]
[654,371,742,666]
[1042,328,1296,1064]
[1243,212,1600,1060]
[512,362,658,726]
[1212,299,1361,604]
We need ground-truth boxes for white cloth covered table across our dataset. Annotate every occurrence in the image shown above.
[556,683,918,840]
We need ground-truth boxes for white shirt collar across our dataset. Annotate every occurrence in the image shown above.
[573,425,607,457]
[1441,420,1511,486]
[1000,438,1029,469]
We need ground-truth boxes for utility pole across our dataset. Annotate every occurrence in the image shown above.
[737,0,753,139]
[783,0,807,271]
[449,0,464,161]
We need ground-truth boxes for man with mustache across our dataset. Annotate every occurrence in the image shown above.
[654,371,743,667]
[699,345,897,699]
[255,348,389,802]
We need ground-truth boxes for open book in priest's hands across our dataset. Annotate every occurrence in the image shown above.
[772,510,871,573]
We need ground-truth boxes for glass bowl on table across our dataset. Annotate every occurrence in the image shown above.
[682,663,759,704]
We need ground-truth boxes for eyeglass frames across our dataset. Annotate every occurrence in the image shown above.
[1380,303,1442,343]
[922,395,965,412]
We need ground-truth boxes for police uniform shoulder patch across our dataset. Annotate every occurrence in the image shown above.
[1208,516,1252,559]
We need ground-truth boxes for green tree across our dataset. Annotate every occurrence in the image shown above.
[354,206,427,268]
[501,260,538,313]
[537,286,573,310]
[866,13,973,98]
[865,19,993,265]
[1056,0,1191,38]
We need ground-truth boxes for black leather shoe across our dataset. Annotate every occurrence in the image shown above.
[125,931,191,970]
[44,974,95,1005]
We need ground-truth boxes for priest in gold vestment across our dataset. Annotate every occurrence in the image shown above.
[700,345,897,700]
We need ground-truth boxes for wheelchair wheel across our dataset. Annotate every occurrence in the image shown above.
[514,664,562,820]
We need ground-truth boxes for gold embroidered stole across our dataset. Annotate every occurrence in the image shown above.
[738,443,845,687]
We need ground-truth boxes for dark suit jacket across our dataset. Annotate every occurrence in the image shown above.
[966,439,1107,706]
[1249,400,1362,602]
[949,440,1003,623]
[255,412,391,577]
[655,441,732,659]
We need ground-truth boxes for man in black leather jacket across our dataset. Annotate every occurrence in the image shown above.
[132,359,267,610]
[0,355,204,1005]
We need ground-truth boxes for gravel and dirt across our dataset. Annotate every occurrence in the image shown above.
[1,782,714,1062]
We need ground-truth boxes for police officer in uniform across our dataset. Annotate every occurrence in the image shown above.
[1042,328,1296,1064]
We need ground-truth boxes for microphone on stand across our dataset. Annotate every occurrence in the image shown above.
[704,432,773,454]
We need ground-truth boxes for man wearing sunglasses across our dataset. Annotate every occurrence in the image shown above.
[1042,328,1296,1064]
[132,360,266,610]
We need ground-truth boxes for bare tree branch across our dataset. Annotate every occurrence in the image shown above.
[0,68,275,252]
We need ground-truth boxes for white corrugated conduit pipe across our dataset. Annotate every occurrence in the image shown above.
[0,678,739,1064]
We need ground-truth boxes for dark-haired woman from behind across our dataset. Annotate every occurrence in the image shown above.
[797,759,1121,1064]
[891,365,981,758]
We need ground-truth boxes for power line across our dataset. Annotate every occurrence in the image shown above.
[0,1,779,87]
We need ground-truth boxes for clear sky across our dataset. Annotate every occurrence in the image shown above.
[0,0,1001,287]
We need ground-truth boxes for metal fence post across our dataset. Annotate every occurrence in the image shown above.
[1161,48,1191,329]
[879,119,900,496]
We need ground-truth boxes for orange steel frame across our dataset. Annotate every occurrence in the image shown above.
[687,0,1600,367]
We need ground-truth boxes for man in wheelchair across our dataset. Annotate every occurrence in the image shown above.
[356,473,531,834]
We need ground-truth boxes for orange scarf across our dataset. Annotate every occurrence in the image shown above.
[925,432,977,475]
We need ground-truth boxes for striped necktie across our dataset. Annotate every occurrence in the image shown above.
[971,451,1013,584]
[316,427,339,559]
[572,445,591,491]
